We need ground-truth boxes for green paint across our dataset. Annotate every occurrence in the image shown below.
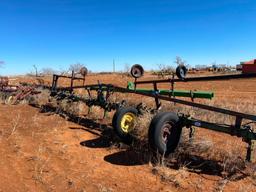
[127,82,214,99]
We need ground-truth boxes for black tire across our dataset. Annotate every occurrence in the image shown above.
[112,107,138,144]
[80,67,88,76]
[176,65,187,79]
[148,112,183,156]
[130,64,144,78]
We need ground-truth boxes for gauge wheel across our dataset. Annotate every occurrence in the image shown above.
[130,64,144,78]
[112,107,138,144]
[148,112,183,156]
[176,65,187,79]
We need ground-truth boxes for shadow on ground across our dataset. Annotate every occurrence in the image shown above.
[80,136,111,148]
[36,104,250,178]
[166,155,225,176]
[104,150,148,166]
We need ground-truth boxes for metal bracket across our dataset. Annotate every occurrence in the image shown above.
[246,140,256,163]
[189,127,195,143]
[153,82,161,110]
[233,116,243,136]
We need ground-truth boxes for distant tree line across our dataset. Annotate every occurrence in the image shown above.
[29,62,88,77]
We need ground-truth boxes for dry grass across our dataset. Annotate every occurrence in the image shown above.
[124,108,256,190]
[8,113,21,138]
[152,165,188,189]
[171,134,246,176]
[98,184,113,192]
[0,91,12,104]
[132,111,154,141]
[28,145,53,192]
[29,88,51,107]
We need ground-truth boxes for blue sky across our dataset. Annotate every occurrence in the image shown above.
[0,0,255,75]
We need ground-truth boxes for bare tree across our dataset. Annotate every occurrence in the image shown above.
[174,56,186,66]
[156,64,174,78]
[124,63,131,73]
[120,63,131,77]
[41,68,55,75]
[57,67,69,75]
[69,63,85,73]
[157,63,166,72]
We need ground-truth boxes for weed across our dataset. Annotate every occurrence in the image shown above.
[7,113,21,138]
[98,184,113,192]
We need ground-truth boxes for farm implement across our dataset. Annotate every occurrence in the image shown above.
[49,65,256,162]
[0,76,41,104]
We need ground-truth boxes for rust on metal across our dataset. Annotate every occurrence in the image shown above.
[8,84,40,105]
[0,76,9,89]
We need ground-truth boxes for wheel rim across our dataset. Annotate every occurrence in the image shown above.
[162,122,173,143]
[6,96,14,104]
[180,69,184,77]
[120,112,136,133]
[130,64,144,78]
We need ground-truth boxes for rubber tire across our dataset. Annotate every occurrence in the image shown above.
[176,65,187,79]
[130,64,144,78]
[148,112,183,156]
[6,95,16,105]
[112,107,138,144]
[80,67,88,76]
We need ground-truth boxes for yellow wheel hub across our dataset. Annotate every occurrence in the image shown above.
[120,112,136,133]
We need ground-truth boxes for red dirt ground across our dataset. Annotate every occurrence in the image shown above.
[1,104,176,192]
[1,73,256,192]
